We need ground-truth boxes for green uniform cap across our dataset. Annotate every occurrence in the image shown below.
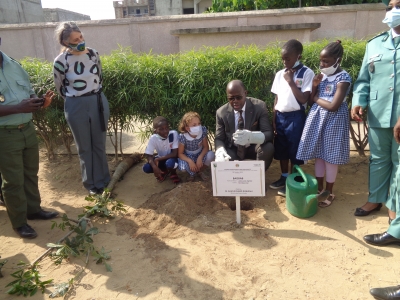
[382,0,389,5]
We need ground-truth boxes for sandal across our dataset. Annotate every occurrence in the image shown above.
[198,172,209,181]
[318,193,335,208]
[170,174,181,184]
[155,171,168,183]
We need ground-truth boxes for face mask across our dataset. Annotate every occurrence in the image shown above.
[292,56,301,69]
[320,58,340,76]
[383,7,400,29]
[155,134,166,140]
[189,125,201,135]
[69,41,86,52]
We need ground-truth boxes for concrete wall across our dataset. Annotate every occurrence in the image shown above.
[0,3,388,61]
[0,0,44,24]
[43,8,91,22]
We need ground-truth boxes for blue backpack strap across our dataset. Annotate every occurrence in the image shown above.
[168,132,174,143]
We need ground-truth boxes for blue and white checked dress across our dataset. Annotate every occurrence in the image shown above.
[178,126,208,176]
[296,71,351,165]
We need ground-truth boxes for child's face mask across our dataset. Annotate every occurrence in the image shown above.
[292,56,301,69]
[189,125,201,135]
[320,58,340,76]
[383,6,400,29]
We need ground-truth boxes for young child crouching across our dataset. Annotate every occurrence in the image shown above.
[142,116,181,184]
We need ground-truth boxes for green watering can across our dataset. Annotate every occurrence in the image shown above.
[286,165,329,218]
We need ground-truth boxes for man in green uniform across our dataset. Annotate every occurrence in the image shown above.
[0,46,58,239]
[352,0,400,222]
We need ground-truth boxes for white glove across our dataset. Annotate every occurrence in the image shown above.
[233,129,265,145]
[215,147,231,162]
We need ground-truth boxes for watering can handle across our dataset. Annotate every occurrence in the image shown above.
[292,164,308,187]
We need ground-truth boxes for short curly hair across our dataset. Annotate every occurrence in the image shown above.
[153,116,168,129]
[178,112,201,133]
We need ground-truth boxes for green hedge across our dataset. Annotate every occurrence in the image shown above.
[205,0,381,12]
[23,39,368,160]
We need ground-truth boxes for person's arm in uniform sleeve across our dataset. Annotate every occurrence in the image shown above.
[351,44,370,120]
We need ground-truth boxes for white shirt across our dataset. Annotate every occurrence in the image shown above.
[271,66,315,113]
[145,130,178,157]
[234,102,247,130]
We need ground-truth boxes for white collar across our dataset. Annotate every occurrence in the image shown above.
[322,70,345,82]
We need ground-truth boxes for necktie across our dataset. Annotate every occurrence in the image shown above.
[236,110,246,160]
[394,36,400,48]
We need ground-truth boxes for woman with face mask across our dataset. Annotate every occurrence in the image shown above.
[296,40,352,208]
[53,21,110,196]
[351,0,400,225]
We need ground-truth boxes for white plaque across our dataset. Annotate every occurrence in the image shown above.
[211,161,265,197]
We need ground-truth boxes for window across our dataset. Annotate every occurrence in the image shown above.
[183,8,194,14]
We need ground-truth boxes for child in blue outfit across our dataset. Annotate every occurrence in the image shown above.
[297,40,351,208]
[142,116,181,184]
[178,111,215,182]
[270,39,315,197]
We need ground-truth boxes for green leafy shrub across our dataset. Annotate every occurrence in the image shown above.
[205,0,381,12]
[22,38,368,159]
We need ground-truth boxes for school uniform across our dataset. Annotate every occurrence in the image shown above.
[142,131,179,173]
[352,29,400,206]
[271,64,314,164]
[297,71,352,164]
[178,126,215,176]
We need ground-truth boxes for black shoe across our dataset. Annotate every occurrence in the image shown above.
[14,224,37,239]
[89,188,103,196]
[27,210,59,220]
[269,176,286,190]
[370,285,400,299]
[354,203,382,216]
[363,232,400,247]
[277,186,286,197]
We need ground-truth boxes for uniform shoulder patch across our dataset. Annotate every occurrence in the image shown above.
[368,31,389,42]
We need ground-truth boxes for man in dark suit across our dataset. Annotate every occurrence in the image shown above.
[214,80,274,169]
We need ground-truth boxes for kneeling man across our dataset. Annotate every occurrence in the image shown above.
[215,80,274,169]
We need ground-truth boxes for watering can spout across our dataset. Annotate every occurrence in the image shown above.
[305,190,330,209]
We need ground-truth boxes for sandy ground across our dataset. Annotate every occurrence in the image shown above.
[0,148,398,300]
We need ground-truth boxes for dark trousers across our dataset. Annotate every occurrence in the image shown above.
[0,122,41,228]
[65,93,111,191]
[226,142,274,171]
[0,174,3,200]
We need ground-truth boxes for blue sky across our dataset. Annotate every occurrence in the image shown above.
[41,0,116,20]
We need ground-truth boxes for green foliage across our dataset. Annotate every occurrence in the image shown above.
[205,0,381,12]
[81,189,127,218]
[49,279,73,298]
[23,39,368,156]
[6,262,53,296]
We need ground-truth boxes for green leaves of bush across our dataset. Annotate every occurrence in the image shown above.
[23,39,367,157]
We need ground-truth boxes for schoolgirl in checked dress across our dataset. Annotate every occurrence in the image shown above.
[177,112,215,181]
[296,41,351,208]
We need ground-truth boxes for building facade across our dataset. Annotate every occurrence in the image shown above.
[113,0,212,18]
[43,8,91,22]
[0,0,44,24]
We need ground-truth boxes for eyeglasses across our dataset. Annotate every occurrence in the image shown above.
[386,5,400,11]
[227,95,244,101]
